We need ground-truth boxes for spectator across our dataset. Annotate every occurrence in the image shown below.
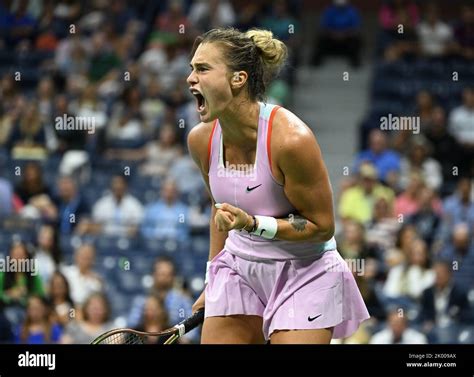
[0,73,20,114]
[383,238,435,301]
[7,102,48,159]
[135,295,169,344]
[52,94,88,152]
[416,3,454,57]
[379,0,419,61]
[88,30,122,83]
[353,259,386,321]
[0,241,44,326]
[14,162,51,205]
[389,90,436,156]
[424,106,462,192]
[60,292,114,344]
[439,223,474,290]
[61,244,103,307]
[36,77,56,125]
[155,0,190,35]
[85,175,144,237]
[399,136,442,191]
[338,162,395,225]
[407,187,442,247]
[452,4,474,59]
[448,87,474,175]
[71,83,108,134]
[55,34,89,76]
[312,0,362,67]
[354,129,401,185]
[385,224,418,268]
[128,256,197,342]
[107,123,182,178]
[336,220,380,261]
[14,295,62,344]
[141,179,189,241]
[48,271,74,327]
[35,224,62,286]
[107,85,146,146]
[365,197,400,251]
[140,78,166,132]
[419,261,472,342]
[54,175,89,235]
[370,310,427,344]
[188,0,236,31]
[168,153,205,197]
[4,0,37,48]
[441,177,474,233]
[394,172,442,217]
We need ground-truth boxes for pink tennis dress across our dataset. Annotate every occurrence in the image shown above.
[205,102,370,340]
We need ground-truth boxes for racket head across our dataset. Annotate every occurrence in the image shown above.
[91,328,176,345]
[91,309,205,345]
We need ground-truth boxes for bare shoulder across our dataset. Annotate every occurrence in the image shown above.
[271,107,319,157]
[187,121,215,170]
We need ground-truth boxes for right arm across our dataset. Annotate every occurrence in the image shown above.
[187,123,228,311]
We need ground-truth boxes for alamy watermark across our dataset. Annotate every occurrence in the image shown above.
[217,161,257,181]
[0,256,38,276]
[55,114,95,134]
[324,256,365,276]
[380,113,420,134]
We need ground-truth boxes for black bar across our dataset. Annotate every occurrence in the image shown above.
[0,344,473,377]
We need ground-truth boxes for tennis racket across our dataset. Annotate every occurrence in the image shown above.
[91,309,205,345]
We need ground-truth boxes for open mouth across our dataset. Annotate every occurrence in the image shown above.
[190,88,206,113]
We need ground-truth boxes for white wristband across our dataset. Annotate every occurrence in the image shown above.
[251,215,278,239]
[205,261,211,284]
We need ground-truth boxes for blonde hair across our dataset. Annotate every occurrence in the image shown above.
[191,28,288,101]
[244,29,287,70]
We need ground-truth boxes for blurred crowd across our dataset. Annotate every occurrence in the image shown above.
[331,0,474,344]
[0,0,473,345]
[0,0,302,344]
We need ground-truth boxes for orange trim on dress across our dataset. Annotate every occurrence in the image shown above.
[267,106,281,174]
[207,120,218,172]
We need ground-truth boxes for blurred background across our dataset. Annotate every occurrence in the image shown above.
[0,0,473,344]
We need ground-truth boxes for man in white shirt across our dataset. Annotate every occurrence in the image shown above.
[416,4,454,57]
[449,88,474,146]
[370,310,428,344]
[90,175,144,236]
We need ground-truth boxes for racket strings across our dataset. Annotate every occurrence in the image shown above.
[97,332,146,345]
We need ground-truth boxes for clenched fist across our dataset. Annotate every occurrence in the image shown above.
[214,203,253,232]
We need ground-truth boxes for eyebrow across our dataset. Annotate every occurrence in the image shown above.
[189,62,212,69]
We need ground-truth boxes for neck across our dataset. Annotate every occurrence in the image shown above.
[218,99,260,148]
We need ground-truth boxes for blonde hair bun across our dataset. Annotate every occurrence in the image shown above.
[245,29,287,71]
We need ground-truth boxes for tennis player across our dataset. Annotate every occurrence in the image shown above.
[187,28,369,344]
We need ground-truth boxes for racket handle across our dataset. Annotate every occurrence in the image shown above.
[179,309,205,333]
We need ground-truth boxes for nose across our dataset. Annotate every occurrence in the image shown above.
[187,69,197,86]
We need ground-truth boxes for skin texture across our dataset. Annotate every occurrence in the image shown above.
[187,42,335,344]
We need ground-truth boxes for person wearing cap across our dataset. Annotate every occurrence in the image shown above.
[338,162,395,225]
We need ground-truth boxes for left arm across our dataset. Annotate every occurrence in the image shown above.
[214,111,335,242]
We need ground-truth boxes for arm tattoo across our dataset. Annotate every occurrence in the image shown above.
[287,215,307,232]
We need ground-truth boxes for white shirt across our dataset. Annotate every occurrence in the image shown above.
[449,106,474,144]
[61,265,103,306]
[417,22,453,56]
[434,285,453,327]
[92,193,144,236]
[370,328,428,344]
[383,264,436,300]
[36,249,57,286]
